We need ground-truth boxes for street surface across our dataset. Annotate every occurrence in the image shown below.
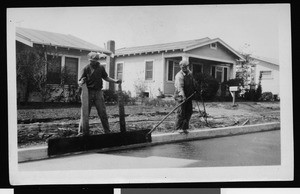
[19,130,280,171]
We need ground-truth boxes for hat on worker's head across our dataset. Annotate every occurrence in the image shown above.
[88,52,107,62]
[179,60,189,67]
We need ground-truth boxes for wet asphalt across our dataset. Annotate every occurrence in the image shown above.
[19,130,280,171]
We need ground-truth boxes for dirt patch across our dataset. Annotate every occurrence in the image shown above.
[17,101,280,148]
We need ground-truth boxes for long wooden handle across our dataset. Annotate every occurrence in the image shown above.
[147,91,196,135]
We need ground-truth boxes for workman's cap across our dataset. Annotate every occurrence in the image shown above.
[88,52,107,62]
[179,60,189,67]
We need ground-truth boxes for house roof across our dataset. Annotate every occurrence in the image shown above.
[116,37,211,56]
[251,55,279,66]
[115,37,245,61]
[16,27,112,54]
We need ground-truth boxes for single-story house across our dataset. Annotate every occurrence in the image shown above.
[251,55,280,97]
[111,38,245,98]
[16,27,112,102]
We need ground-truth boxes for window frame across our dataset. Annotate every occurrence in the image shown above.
[166,59,181,82]
[211,65,229,83]
[46,54,81,86]
[116,61,124,81]
[260,70,273,80]
[63,55,80,85]
[145,60,154,81]
[46,54,63,85]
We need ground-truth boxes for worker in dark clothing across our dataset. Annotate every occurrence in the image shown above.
[78,51,121,135]
[174,59,195,134]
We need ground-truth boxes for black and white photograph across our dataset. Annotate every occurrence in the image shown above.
[7,4,293,185]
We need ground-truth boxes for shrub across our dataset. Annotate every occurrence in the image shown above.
[193,72,219,101]
[157,88,165,98]
[143,98,176,107]
[103,89,118,103]
[122,91,137,105]
[133,79,148,98]
[260,92,274,101]
[220,78,244,101]
[103,89,136,105]
[255,83,262,101]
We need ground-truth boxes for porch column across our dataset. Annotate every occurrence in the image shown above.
[232,61,237,79]
[107,40,115,91]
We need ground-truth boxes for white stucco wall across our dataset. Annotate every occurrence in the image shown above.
[115,53,165,98]
[254,59,279,96]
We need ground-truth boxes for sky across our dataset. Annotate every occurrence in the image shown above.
[8,4,290,61]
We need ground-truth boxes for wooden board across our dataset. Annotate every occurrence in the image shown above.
[48,129,151,156]
[81,83,89,135]
[118,83,126,133]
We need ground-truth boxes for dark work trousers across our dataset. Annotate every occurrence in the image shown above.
[175,99,193,130]
[78,90,110,134]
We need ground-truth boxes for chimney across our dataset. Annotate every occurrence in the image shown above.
[106,40,115,91]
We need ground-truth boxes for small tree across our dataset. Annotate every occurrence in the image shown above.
[254,72,263,101]
[17,46,62,103]
[236,53,256,89]
[17,48,48,102]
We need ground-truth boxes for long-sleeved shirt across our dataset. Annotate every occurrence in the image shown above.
[174,69,195,100]
[79,63,108,90]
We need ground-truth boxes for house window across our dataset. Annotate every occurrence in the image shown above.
[47,55,62,84]
[211,65,229,83]
[116,62,123,80]
[167,60,180,81]
[210,43,217,49]
[64,57,78,85]
[260,71,272,79]
[192,63,203,75]
[145,61,153,80]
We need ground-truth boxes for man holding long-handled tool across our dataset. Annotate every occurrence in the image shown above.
[147,59,208,137]
[173,60,196,134]
[78,52,121,136]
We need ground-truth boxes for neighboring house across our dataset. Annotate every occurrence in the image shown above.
[251,55,280,98]
[16,27,111,102]
[114,38,245,98]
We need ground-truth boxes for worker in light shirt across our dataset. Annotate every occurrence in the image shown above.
[174,60,195,134]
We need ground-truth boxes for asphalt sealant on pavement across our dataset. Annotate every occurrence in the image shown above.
[18,122,280,163]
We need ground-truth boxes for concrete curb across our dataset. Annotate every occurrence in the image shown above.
[18,122,280,163]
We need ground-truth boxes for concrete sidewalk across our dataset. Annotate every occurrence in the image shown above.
[18,122,280,163]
